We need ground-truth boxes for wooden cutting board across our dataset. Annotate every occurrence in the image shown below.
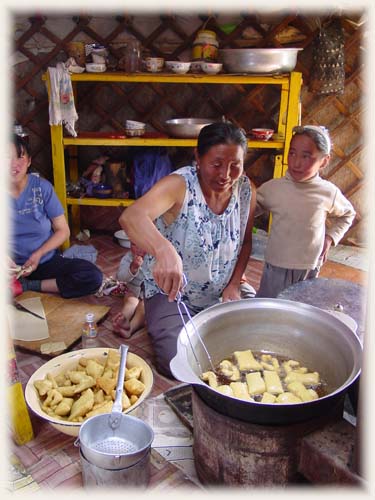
[13,291,110,356]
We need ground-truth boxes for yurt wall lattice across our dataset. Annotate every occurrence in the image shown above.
[13,12,366,244]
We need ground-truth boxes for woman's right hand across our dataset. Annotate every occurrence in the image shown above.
[153,244,183,302]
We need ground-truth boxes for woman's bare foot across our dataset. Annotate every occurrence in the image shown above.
[112,312,133,338]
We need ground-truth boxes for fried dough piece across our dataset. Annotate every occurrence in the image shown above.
[86,400,113,418]
[284,371,320,386]
[110,389,132,410]
[218,360,240,381]
[246,371,266,395]
[201,371,218,388]
[43,389,63,408]
[276,392,302,404]
[46,373,58,389]
[69,388,94,421]
[86,359,105,379]
[57,385,77,397]
[263,370,284,395]
[215,385,234,397]
[54,397,74,416]
[130,395,138,405]
[94,388,105,405]
[125,366,142,381]
[287,381,318,402]
[233,350,262,371]
[124,378,145,396]
[261,392,277,404]
[97,375,117,395]
[230,382,252,401]
[73,375,96,394]
[34,379,53,397]
[105,349,121,370]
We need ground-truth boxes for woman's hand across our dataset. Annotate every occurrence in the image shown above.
[222,282,241,302]
[22,251,42,276]
[153,244,183,302]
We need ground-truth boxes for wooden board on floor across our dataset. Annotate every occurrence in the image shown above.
[13,291,110,356]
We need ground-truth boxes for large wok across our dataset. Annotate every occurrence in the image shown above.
[170,298,362,425]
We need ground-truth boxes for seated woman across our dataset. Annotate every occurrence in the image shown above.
[119,122,256,378]
[9,134,103,298]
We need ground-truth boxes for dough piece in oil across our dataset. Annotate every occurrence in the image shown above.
[263,370,284,395]
[246,371,266,395]
[233,350,262,371]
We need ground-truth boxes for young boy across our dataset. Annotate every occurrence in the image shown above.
[112,242,146,337]
[256,125,356,298]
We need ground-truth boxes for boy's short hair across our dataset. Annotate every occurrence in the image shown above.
[292,125,331,155]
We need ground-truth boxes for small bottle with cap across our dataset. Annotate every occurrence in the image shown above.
[82,312,99,348]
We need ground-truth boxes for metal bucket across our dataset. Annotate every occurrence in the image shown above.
[80,448,151,488]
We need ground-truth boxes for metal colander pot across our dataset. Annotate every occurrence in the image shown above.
[76,344,154,470]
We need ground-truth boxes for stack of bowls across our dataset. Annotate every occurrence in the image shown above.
[125,120,146,137]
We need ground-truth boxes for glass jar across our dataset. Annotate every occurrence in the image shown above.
[192,30,219,61]
[123,39,141,73]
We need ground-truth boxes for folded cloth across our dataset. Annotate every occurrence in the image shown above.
[47,63,78,136]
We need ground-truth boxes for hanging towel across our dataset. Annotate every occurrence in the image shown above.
[47,62,78,136]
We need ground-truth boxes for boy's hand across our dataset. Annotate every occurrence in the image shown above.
[130,255,143,275]
[319,235,333,264]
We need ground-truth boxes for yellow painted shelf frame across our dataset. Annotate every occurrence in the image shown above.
[44,71,302,247]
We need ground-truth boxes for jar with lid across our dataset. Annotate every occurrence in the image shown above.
[192,30,219,62]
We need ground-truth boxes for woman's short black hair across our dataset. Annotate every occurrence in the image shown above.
[196,122,248,157]
[13,134,31,158]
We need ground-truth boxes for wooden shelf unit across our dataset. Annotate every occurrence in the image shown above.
[45,71,302,247]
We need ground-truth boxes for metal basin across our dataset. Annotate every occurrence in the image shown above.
[170,298,362,425]
[219,48,302,74]
[165,118,213,138]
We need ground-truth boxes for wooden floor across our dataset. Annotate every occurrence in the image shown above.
[11,231,367,490]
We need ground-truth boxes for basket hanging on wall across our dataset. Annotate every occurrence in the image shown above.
[309,18,345,95]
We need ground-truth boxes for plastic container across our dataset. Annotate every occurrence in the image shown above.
[82,313,99,348]
[192,30,219,62]
[8,338,34,445]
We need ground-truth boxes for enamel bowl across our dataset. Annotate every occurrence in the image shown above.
[201,62,223,75]
[251,128,274,141]
[165,61,191,74]
[25,348,154,437]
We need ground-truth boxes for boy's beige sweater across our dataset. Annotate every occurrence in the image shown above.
[256,171,356,269]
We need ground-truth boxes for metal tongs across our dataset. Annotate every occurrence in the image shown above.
[175,274,216,375]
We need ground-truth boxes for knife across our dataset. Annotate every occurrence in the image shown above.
[14,302,45,320]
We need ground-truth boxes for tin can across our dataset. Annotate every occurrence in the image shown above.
[192,30,218,61]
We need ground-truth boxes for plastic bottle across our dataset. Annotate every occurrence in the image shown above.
[8,338,34,445]
[82,312,99,348]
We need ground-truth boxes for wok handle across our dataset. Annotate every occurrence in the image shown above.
[170,354,202,385]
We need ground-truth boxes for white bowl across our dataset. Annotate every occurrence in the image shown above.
[114,229,131,247]
[68,65,85,74]
[201,62,223,75]
[165,61,191,74]
[85,63,106,73]
[125,120,146,130]
[25,347,154,437]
